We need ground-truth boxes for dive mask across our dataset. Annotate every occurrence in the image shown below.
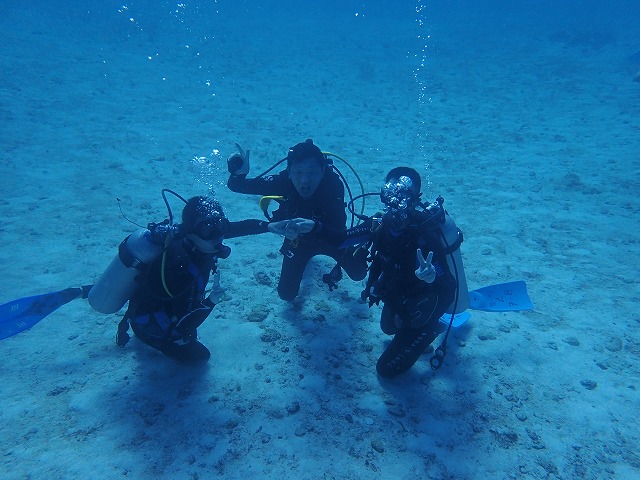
[192,218,228,243]
[380,175,416,213]
[190,221,231,259]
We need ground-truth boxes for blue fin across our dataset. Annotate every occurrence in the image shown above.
[0,288,82,340]
[438,281,532,328]
[629,49,640,64]
[469,281,533,312]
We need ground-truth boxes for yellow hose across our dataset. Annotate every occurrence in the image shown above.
[161,235,174,298]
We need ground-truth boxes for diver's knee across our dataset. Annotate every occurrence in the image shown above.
[376,357,399,379]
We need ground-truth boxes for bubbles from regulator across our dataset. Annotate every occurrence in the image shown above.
[117,2,220,91]
[192,148,226,195]
[413,0,432,197]
[117,4,141,37]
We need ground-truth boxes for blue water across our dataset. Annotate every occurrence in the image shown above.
[1,1,639,479]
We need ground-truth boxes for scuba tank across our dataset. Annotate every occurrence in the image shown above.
[88,227,166,314]
[440,212,470,314]
[424,196,470,314]
[422,196,471,371]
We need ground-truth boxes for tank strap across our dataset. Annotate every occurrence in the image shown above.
[118,236,142,269]
[442,229,464,255]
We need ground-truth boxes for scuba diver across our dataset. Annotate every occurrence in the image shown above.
[226,139,368,302]
[88,192,271,364]
[357,167,467,378]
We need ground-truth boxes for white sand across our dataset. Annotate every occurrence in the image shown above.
[1,1,639,479]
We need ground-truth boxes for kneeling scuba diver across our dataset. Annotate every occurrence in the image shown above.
[342,167,469,374]
[89,190,231,364]
[226,139,369,300]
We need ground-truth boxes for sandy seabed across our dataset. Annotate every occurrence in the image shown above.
[1,2,639,479]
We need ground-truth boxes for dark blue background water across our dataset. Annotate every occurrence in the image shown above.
[2,0,638,162]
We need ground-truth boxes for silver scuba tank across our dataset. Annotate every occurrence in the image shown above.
[439,212,470,314]
[88,228,164,314]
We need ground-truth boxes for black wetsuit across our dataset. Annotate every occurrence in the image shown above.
[123,237,216,363]
[228,169,368,301]
[364,210,456,378]
[123,220,267,363]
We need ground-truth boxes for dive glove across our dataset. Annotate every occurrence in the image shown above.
[415,249,436,283]
[227,143,250,175]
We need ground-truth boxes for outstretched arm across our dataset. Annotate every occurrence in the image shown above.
[226,219,271,239]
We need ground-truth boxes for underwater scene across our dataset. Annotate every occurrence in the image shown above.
[1,0,639,479]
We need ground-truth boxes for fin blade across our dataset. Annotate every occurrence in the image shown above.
[469,281,533,312]
[0,288,81,340]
